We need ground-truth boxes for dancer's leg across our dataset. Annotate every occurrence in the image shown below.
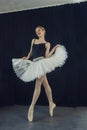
[28,76,44,122]
[42,75,56,116]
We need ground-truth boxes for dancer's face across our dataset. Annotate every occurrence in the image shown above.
[35,27,45,38]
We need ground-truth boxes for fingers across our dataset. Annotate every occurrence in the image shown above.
[22,57,27,60]
[55,44,59,49]
[56,44,59,47]
[54,45,58,50]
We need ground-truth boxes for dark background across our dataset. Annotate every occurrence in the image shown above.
[0,2,87,107]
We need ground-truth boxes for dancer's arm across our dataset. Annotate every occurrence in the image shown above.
[22,39,34,60]
[45,42,59,58]
[27,39,34,58]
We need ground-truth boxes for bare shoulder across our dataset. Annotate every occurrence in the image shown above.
[45,42,51,48]
[31,38,36,44]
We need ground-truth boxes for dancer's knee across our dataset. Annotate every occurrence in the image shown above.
[35,79,42,89]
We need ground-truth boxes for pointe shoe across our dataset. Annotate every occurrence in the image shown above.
[28,106,34,122]
[49,102,56,117]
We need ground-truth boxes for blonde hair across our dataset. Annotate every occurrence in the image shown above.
[35,26,46,35]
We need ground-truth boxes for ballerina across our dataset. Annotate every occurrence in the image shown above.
[12,26,68,122]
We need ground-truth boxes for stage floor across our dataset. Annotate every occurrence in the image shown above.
[0,105,87,130]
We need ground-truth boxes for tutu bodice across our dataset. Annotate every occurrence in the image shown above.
[31,43,46,59]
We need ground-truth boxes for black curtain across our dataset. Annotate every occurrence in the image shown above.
[0,2,87,107]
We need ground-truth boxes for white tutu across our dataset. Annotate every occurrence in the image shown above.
[12,44,68,82]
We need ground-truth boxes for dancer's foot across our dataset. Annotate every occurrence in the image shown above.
[49,102,56,117]
[28,105,34,122]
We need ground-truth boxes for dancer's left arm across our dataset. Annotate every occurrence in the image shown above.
[45,42,59,58]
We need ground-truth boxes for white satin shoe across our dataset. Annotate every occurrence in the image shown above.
[28,105,34,122]
[49,102,56,117]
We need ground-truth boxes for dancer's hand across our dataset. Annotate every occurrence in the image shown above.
[53,44,59,51]
[22,56,29,60]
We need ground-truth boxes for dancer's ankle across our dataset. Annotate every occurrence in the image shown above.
[49,101,54,105]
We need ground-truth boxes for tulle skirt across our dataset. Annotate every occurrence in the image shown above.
[12,44,68,82]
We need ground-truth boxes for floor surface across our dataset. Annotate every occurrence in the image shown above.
[0,105,87,130]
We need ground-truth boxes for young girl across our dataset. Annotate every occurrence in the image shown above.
[12,26,68,122]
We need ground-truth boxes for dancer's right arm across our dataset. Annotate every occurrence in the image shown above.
[22,39,34,60]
